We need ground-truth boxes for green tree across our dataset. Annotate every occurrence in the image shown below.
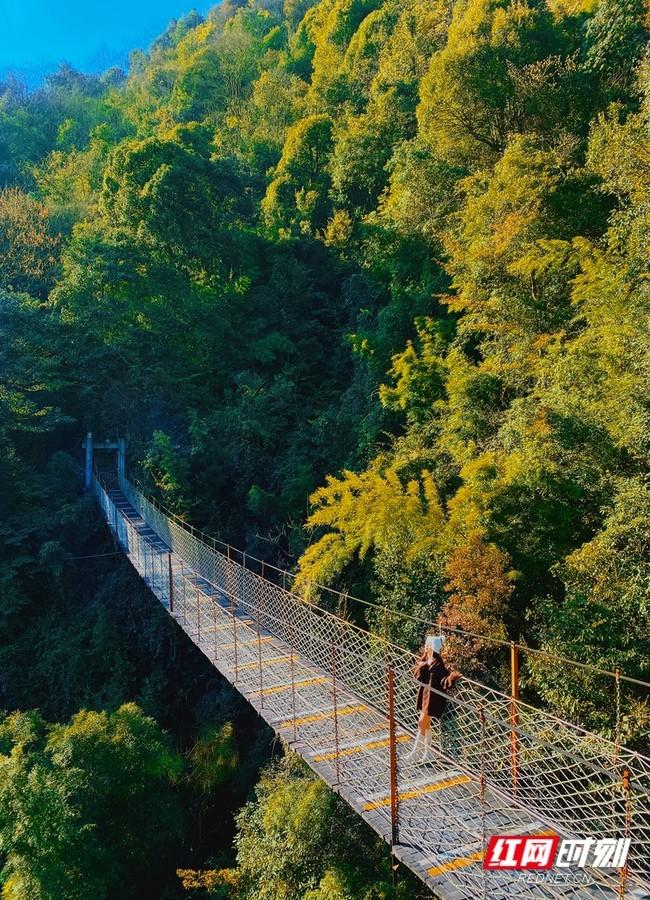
[142,430,192,513]
[417,0,587,167]
[532,477,650,743]
[209,754,416,899]
[262,113,334,234]
[0,705,182,900]
[584,0,649,100]
[0,189,61,297]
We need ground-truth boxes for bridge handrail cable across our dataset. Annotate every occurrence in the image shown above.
[97,474,650,893]
[123,477,650,691]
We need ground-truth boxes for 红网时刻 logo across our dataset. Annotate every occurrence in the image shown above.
[483,836,630,872]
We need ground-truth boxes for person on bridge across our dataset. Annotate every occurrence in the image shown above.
[406,634,460,763]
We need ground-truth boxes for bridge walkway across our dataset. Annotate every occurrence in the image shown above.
[94,479,650,900]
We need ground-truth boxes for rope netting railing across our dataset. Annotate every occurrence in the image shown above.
[121,478,650,729]
[97,475,650,897]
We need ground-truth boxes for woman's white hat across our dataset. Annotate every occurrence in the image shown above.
[425,634,444,654]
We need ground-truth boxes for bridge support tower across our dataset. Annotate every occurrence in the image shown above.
[83,432,126,489]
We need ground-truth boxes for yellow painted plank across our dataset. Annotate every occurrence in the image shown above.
[427,829,557,878]
[347,721,389,737]
[194,620,254,632]
[222,636,274,649]
[237,654,293,671]
[254,676,328,697]
[318,720,387,744]
[428,850,483,877]
[280,703,367,729]
[363,774,471,811]
[314,734,410,762]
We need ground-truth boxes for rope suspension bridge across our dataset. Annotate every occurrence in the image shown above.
[91,469,650,900]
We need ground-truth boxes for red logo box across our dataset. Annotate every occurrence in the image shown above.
[483,835,560,871]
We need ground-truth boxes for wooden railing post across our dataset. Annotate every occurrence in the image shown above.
[212,588,218,663]
[388,666,399,847]
[196,584,201,644]
[615,668,622,756]
[180,563,187,626]
[132,523,139,572]
[231,591,239,682]
[168,553,174,613]
[84,431,93,491]
[289,623,297,743]
[240,551,246,611]
[479,704,488,895]
[383,608,392,726]
[510,642,520,794]
[331,638,340,784]
[619,767,631,899]
[247,553,264,707]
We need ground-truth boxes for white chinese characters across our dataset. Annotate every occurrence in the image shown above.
[484,834,630,872]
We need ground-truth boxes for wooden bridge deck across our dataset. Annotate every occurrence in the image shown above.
[100,486,644,900]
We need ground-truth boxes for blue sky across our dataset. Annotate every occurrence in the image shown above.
[0,0,214,83]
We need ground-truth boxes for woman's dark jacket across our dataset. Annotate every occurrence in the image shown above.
[415,653,451,719]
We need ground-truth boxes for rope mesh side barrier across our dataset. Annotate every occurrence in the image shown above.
[94,475,650,900]
[123,477,650,695]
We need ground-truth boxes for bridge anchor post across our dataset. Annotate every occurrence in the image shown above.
[510,642,520,794]
[331,637,340,784]
[248,554,264,706]
[84,431,93,490]
[168,553,174,613]
[196,584,201,644]
[618,767,631,899]
[212,583,219,664]
[388,666,399,847]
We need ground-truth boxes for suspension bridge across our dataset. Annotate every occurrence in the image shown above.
[91,470,650,900]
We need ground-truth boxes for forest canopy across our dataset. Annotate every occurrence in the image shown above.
[3,0,649,727]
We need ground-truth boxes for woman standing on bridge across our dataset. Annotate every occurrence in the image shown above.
[406,634,460,763]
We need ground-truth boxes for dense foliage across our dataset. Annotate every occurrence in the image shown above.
[180,754,420,899]
[1,0,649,895]
[0,705,182,898]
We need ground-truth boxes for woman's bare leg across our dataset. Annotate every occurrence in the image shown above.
[406,728,423,760]
[407,713,431,761]
[422,722,433,759]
